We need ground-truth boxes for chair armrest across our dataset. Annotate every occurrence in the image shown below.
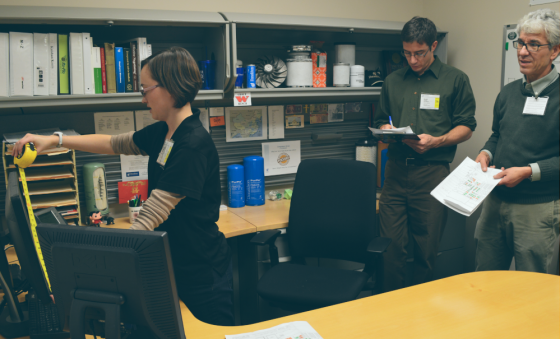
[366,237,391,254]
[250,230,281,246]
[250,230,282,266]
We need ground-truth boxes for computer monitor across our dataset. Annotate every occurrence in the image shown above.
[5,171,52,303]
[36,223,186,339]
[34,207,67,226]
[2,170,56,338]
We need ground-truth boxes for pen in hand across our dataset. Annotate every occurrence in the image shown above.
[389,116,394,129]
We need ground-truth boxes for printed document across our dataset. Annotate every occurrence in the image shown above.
[262,140,301,176]
[225,321,323,339]
[431,157,502,216]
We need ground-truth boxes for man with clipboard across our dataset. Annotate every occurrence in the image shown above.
[374,17,476,292]
[474,9,560,273]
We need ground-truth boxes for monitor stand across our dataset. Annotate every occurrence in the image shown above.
[69,289,125,339]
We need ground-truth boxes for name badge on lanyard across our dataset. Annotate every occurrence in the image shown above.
[420,93,440,110]
[522,96,548,116]
[157,140,174,167]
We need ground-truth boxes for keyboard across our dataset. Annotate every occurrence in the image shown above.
[26,292,70,339]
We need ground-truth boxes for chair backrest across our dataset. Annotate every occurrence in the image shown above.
[288,159,377,264]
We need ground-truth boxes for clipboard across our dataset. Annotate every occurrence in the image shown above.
[368,126,420,141]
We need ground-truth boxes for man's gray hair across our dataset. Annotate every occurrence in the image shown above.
[517,8,560,46]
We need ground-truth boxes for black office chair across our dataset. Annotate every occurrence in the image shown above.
[251,159,391,312]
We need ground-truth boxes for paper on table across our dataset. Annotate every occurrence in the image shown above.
[134,110,158,130]
[268,105,285,139]
[94,111,135,135]
[225,321,323,339]
[431,157,502,216]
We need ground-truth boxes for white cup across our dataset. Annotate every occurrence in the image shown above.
[129,206,142,223]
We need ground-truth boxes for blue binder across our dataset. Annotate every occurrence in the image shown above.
[114,47,125,93]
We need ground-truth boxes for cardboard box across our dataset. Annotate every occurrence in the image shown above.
[311,52,327,88]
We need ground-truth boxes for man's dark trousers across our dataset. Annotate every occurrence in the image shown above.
[380,159,449,292]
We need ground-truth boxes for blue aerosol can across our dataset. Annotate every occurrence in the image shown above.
[244,156,264,206]
[246,64,256,88]
[227,164,245,208]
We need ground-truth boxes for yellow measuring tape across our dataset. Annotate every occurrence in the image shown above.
[15,142,52,291]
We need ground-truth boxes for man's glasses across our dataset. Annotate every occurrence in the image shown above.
[140,84,160,97]
[401,50,430,59]
[513,40,551,53]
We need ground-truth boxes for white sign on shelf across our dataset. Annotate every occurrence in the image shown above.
[262,140,301,176]
[234,92,252,106]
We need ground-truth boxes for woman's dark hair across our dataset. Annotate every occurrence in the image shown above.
[401,16,438,49]
[141,47,202,108]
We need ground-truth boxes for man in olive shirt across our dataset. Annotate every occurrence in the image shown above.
[374,17,476,291]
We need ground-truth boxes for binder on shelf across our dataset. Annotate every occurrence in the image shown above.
[124,47,133,92]
[33,33,50,96]
[104,42,116,93]
[82,32,94,94]
[58,34,69,95]
[100,47,107,93]
[130,41,138,92]
[9,32,34,97]
[0,33,8,97]
[125,37,147,91]
[115,47,125,93]
[48,33,58,96]
[92,46,102,94]
[69,32,84,95]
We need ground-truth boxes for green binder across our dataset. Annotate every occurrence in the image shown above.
[58,34,69,95]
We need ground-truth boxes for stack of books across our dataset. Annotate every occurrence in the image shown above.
[0,32,151,97]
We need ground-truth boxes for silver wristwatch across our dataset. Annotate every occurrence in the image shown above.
[53,131,63,148]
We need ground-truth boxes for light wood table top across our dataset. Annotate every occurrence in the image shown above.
[228,199,379,232]
[4,248,558,339]
[181,271,559,339]
[228,200,292,232]
[107,210,256,238]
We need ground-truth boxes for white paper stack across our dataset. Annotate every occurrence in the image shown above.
[33,33,50,96]
[69,32,84,95]
[431,157,502,216]
[9,32,34,97]
[0,33,9,97]
[48,33,58,96]
[225,321,323,339]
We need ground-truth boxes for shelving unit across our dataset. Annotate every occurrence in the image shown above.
[223,12,448,101]
[0,6,231,114]
[2,142,82,225]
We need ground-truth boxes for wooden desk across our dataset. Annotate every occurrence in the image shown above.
[228,199,379,232]
[181,271,559,339]
[4,248,558,339]
[107,210,256,238]
[228,200,291,232]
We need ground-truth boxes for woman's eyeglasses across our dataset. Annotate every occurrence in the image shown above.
[140,85,160,97]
